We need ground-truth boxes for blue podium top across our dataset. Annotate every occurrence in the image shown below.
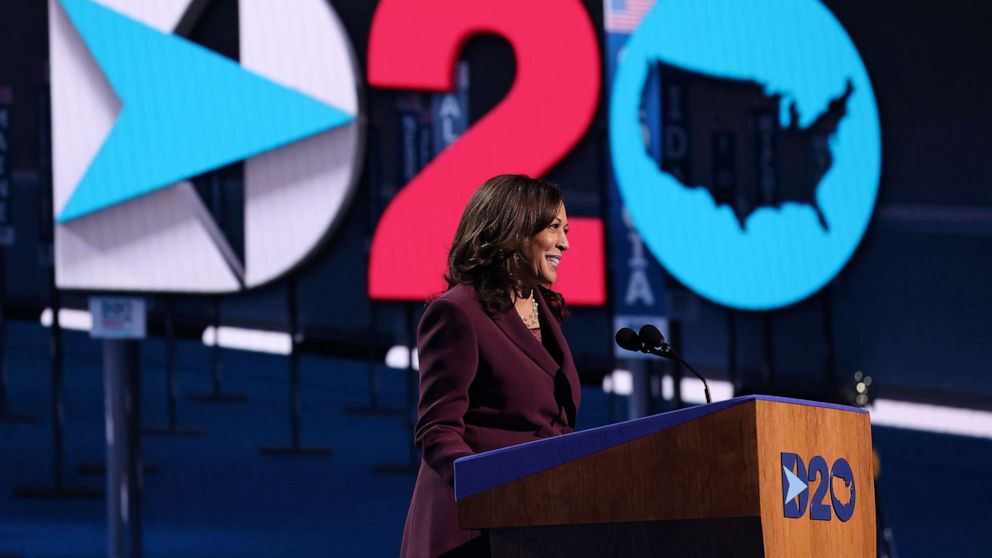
[454,394,865,501]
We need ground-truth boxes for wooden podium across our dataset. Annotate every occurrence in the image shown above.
[454,395,874,557]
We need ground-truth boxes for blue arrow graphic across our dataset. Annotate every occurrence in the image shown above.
[782,464,808,505]
[57,0,354,223]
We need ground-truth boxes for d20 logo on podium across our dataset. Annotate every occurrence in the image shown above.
[781,452,856,522]
[49,0,362,292]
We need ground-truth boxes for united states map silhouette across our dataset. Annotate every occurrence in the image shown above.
[646,61,853,230]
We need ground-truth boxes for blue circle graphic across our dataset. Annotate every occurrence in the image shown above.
[609,0,881,310]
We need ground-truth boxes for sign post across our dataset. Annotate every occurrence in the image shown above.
[91,296,147,558]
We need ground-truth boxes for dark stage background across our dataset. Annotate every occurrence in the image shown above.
[0,1,989,556]
[1,0,988,403]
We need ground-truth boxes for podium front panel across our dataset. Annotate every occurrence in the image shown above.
[755,399,875,558]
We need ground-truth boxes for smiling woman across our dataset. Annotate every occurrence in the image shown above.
[523,203,570,289]
[444,174,570,322]
[401,175,580,558]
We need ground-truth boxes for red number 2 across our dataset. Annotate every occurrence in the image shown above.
[367,0,605,305]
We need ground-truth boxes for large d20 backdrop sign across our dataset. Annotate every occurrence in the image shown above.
[366,0,606,305]
[610,0,881,311]
[49,0,362,292]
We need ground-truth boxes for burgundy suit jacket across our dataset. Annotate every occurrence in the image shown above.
[400,284,581,558]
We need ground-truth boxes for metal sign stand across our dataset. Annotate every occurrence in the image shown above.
[144,296,203,437]
[344,300,404,417]
[189,172,245,405]
[12,283,101,501]
[188,295,246,404]
[86,296,148,558]
[13,85,98,500]
[104,336,144,558]
[374,302,420,475]
[261,276,332,458]
[78,297,161,477]
[346,125,403,418]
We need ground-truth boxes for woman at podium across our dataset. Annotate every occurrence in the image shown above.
[401,175,582,558]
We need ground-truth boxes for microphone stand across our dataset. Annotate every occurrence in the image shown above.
[644,345,711,405]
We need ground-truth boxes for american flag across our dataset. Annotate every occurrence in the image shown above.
[604,0,655,33]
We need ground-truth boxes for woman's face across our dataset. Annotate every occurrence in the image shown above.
[523,203,569,286]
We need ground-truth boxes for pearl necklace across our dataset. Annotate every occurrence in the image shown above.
[520,295,539,329]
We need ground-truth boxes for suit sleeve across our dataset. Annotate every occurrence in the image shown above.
[414,299,478,486]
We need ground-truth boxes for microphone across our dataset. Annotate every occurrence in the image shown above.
[637,324,669,352]
[613,325,712,405]
[614,327,643,352]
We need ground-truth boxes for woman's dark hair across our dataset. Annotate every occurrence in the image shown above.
[444,174,567,320]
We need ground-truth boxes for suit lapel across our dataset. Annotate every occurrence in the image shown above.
[534,289,567,368]
[535,289,581,423]
[493,299,559,377]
